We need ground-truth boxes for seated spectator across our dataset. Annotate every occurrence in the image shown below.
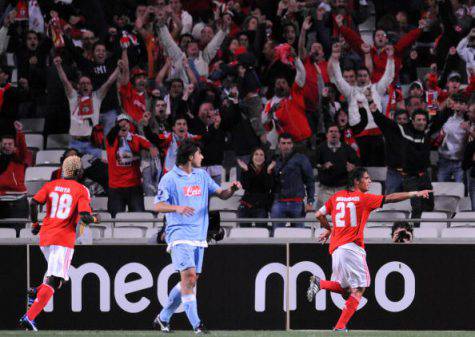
[437,94,470,182]
[316,124,359,208]
[106,114,158,217]
[391,221,413,243]
[0,121,29,220]
[54,56,118,160]
[237,147,274,227]
[270,134,315,234]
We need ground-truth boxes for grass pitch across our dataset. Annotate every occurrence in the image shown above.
[2,331,474,337]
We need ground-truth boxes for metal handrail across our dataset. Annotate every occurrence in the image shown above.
[0,218,473,223]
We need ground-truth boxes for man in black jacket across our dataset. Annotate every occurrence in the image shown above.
[271,133,315,233]
[316,124,359,208]
[368,101,450,220]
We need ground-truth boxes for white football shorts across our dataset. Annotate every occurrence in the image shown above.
[331,244,370,289]
[40,245,74,281]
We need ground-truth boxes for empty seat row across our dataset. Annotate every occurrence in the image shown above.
[25,134,70,150]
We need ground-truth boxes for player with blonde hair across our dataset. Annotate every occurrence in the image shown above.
[19,156,98,331]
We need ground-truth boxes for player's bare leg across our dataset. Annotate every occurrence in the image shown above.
[180,268,207,334]
[307,275,347,302]
[334,287,365,331]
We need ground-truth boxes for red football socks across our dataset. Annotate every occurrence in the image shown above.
[320,280,344,294]
[26,283,54,321]
[335,295,360,330]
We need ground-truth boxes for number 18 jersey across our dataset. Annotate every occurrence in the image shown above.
[319,190,384,254]
[33,178,92,248]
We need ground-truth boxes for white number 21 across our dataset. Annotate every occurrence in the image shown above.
[335,202,357,227]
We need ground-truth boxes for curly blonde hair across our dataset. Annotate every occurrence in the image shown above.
[62,155,82,178]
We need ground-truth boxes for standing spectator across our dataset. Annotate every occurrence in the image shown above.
[0,121,29,220]
[456,28,475,78]
[170,0,193,34]
[67,40,122,135]
[316,124,359,208]
[270,134,315,233]
[372,107,410,194]
[237,147,274,227]
[118,49,148,123]
[188,102,226,184]
[142,115,200,175]
[156,10,231,82]
[462,138,475,210]
[336,13,425,82]
[54,56,119,159]
[367,102,450,221]
[106,114,158,217]
[328,43,395,166]
[437,94,469,182]
[262,49,312,151]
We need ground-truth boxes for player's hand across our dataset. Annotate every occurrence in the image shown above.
[318,228,331,244]
[31,222,40,235]
[230,181,242,192]
[175,206,195,216]
[415,190,433,199]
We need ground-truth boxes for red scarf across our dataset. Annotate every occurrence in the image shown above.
[76,96,94,117]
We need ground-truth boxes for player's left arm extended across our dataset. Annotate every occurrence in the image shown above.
[214,181,242,200]
[384,190,433,204]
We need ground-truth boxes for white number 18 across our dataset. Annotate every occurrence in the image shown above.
[335,202,357,227]
[49,192,73,219]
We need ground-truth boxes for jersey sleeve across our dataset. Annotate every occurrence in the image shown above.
[362,193,384,211]
[205,171,220,195]
[155,175,172,204]
[77,185,92,213]
[33,183,49,204]
[319,196,334,216]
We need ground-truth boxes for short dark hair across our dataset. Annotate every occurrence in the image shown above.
[373,28,386,39]
[173,115,187,126]
[1,134,15,141]
[394,109,409,118]
[411,109,428,120]
[356,66,370,75]
[348,167,368,189]
[278,133,293,142]
[327,123,340,132]
[176,139,200,166]
[93,41,106,51]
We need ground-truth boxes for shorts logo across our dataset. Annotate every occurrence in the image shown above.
[183,185,202,197]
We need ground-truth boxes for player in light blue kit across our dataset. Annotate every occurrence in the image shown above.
[153,140,241,334]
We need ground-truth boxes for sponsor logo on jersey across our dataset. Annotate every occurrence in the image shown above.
[183,185,202,197]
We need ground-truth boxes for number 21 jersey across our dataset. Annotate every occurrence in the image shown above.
[320,190,384,254]
[33,178,92,248]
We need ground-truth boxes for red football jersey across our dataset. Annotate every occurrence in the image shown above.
[33,179,92,248]
[321,190,384,254]
[119,82,146,123]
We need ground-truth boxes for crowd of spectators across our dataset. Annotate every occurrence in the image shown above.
[0,0,475,231]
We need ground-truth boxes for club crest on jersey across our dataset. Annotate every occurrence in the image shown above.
[183,185,202,197]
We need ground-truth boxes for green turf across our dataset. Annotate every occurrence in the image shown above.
[2,331,475,337]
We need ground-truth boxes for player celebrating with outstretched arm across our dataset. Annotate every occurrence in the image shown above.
[19,156,98,331]
[307,167,431,331]
[152,139,241,334]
